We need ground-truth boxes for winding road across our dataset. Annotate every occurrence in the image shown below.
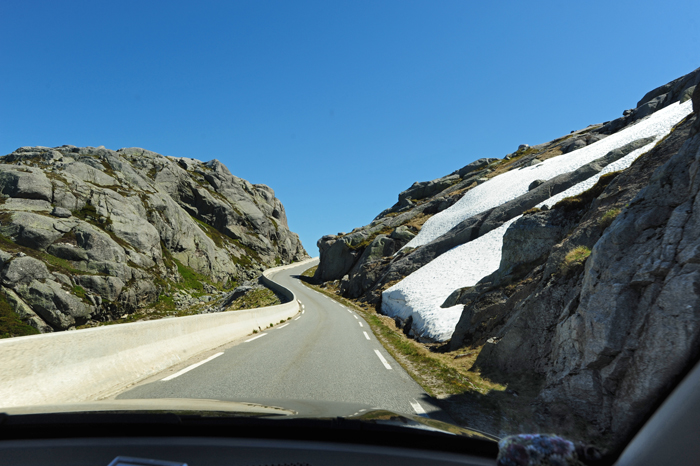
[116,260,445,419]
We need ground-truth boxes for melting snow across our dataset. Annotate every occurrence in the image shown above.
[384,100,693,342]
[403,101,694,250]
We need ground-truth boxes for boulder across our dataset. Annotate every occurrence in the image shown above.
[0,167,52,201]
[15,279,93,330]
[1,198,51,212]
[2,286,53,333]
[528,179,546,191]
[498,210,571,274]
[47,243,89,262]
[51,207,72,218]
[1,256,50,286]
[314,235,360,282]
[74,275,125,302]
[0,212,65,250]
[452,158,500,178]
[398,175,460,203]
[390,225,415,242]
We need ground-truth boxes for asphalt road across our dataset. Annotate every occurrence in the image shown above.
[117,260,444,418]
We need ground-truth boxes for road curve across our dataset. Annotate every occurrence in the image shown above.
[116,260,445,418]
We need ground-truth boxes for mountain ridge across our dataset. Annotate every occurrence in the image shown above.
[312,66,700,451]
[0,145,307,336]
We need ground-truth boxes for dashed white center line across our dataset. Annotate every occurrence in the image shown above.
[278,323,289,329]
[302,309,305,314]
[374,349,392,370]
[363,331,370,340]
[410,400,429,417]
[245,333,267,343]
[294,316,301,320]
[346,309,352,313]
[162,352,224,381]
[353,315,358,320]
[358,322,363,327]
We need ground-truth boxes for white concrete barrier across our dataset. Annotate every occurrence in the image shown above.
[0,257,317,408]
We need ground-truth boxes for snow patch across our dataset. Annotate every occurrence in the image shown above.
[403,101,694,250]
[384,101,693,342]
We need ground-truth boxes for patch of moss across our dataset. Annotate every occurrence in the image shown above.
[225,288,281,310]
[72,285,87,299]
[599,208,622,230]
[173,258,206,293]
[0,293,40,339]
[231,238,262,264]
[192,216,230,248]
[562,246,591,272]
[523,207,541,215]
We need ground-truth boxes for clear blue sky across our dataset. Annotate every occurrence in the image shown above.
[1,1,698,255]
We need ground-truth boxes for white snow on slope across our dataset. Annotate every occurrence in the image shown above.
[403,101,694,250]
[384,100,693,342]
[383,218,518,342]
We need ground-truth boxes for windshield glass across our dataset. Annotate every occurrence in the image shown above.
[1,1,699,462]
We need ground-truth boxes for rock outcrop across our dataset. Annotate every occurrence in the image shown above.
[312,66,700,452]
[0,145,307,335]
[448,86,700,449]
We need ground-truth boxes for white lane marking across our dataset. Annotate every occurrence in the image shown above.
[353,315,358,320]
[358,322,363,327]
[374,349,392,370]
[278,323,289,329]
[162,352,224,381]
[302,305,305,309]
[294,316,301,320]
[410,400,429,417]
[302,309,305,314]
[346,309,352,313]
[363,331,370,340]
[245,333,267,343]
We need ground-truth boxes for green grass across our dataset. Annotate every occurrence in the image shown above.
[224,288,281,311]
[72,285,86,299]
[523,207,541,215]
[562,246,592,272]
[173,258,206,293]
[302,265,317,278]
[0,293,39,339]
[600,208,622,229]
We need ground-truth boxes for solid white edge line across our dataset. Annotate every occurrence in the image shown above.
[162,352,224,381]
[374,349,392,370]
[278,323,289,329]
[410,400,429,417]
[358,322,363,327]
[245,333,268,343]
[363,331,370,340]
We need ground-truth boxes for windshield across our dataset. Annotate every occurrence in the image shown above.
[1,1,699,463]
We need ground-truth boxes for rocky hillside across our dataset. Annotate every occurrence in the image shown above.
[0,146,307,336]
[313,66,700,452]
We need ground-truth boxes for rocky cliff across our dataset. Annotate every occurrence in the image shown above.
[0,146,307,336]
[312,66,700,452]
